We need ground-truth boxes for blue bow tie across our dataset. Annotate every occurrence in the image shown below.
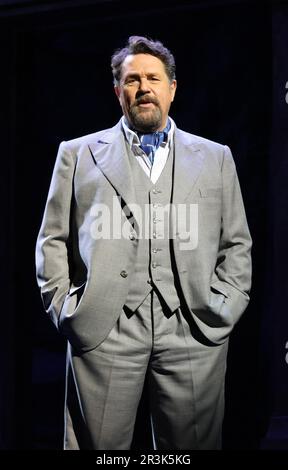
[138,120,171,165]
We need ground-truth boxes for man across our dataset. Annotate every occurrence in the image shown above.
[35,36,252,450]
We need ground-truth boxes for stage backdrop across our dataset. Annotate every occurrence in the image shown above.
[0,0,287,449]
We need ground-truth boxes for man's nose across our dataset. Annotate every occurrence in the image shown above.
[138,77,151,93]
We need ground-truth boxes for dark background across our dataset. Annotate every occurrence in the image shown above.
[0,0,287,451]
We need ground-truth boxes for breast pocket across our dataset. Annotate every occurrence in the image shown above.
[198,188,222,198]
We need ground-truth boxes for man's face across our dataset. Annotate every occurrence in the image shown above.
[114,53,177,133]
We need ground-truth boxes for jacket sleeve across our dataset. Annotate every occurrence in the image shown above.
[35,141,75,328]
[213,145,252,325]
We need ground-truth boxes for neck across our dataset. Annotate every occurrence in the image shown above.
[124,117,170,135]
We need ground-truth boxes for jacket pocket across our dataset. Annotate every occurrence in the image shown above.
[210,280,230,298]
[58,281,87,327]
[68,282,87,298]
[209,280,229,316]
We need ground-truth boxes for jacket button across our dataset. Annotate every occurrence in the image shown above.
[129,232,136,240]
[120,270,128,278]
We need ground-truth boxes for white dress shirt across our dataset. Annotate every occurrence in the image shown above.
[121,116,175,184]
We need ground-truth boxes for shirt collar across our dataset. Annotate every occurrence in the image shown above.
[121,116,175,150]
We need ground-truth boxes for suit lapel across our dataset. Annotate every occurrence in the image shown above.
[88,122,205,230]
[173,128,205,204]
[88,122,140,228]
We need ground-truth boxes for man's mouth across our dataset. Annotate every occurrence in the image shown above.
[136,97,158,107]
[138,102,155,108]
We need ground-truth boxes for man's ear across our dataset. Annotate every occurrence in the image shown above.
[170,79,177,102]
[114,85,121,102]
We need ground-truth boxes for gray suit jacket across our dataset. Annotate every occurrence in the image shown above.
[35,119,252,352]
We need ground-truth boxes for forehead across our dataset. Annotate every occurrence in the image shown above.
[121,53,166,76]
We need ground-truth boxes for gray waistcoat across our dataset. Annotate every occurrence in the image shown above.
[124,141,181,313]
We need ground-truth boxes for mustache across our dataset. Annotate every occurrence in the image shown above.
[133,96,159,106]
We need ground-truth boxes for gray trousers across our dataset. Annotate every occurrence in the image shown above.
[64,290,228,450]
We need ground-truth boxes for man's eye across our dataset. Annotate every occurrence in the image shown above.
[150,77,160,81]
[126,78,137,84]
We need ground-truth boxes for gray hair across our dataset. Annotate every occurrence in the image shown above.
[111,35,176,85]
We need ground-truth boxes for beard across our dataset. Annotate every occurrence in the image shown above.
[127,97,162,133]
